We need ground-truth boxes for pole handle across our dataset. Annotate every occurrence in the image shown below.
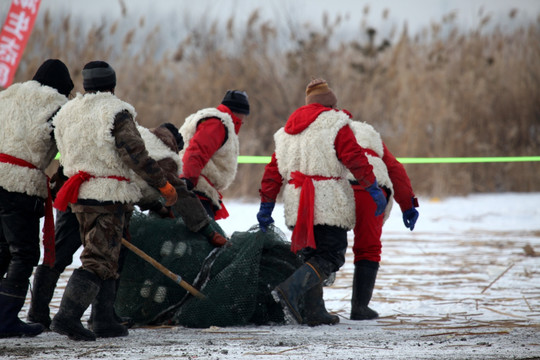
[121,238,205,299]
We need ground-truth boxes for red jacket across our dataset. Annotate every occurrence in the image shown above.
[381,143,416,212]
[181,104,243,187]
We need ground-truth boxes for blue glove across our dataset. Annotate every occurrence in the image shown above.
[403,197,419,231]
[257,202,275,233]
[365,180,387,217]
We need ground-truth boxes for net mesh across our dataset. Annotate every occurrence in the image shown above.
[115,210,302,328]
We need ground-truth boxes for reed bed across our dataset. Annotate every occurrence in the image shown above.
[6,6,540,197]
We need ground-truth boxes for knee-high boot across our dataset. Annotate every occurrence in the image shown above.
[350,260,379,320]
[91,278,128,338]
[0,280,44,338]
[302,282,339,326]
[88,277,134,331]
[50,268,101,341]
[271,262,322,324]
[27,265,61,328]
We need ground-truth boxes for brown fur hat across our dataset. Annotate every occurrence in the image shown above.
[305,78,337,108]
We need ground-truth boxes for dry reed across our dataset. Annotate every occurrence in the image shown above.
[5,7,540,198]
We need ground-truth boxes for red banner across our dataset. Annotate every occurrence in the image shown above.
[0,0,41,88]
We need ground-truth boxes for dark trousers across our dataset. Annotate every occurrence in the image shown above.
[0,187,43,286]
[299,224,348,277]
[52,208,82,273]
[198,197,215,220]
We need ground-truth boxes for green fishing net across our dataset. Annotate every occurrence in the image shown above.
[115,210,302,328]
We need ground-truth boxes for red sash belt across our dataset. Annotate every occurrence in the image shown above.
[53,170,130,211]
[288,171,340,254]
[0,153,55,267]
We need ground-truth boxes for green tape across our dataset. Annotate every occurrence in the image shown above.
[55,153,540,164]
[396,156,540,164]
[237,155,540,164]
[238,156,272,164]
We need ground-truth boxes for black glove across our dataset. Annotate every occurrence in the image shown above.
[181,177,195,191]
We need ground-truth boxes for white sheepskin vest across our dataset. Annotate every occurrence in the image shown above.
[179,108,239,208]
[274,110,356,230]
[0,81,67,198]
[347,121,394,222]
[135,125,182,204]
[53,92,142,203]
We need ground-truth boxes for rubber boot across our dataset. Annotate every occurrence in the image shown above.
[90,278,128,338]
[0,280,44,338]
[302,283,339,326]
[350,260,379,320]
[88,308,134,331]
[27,265,61,329]
[50,268,101,341]
[88,277,134,331]
[271,262,322,324]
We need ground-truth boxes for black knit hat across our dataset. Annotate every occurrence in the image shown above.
[82,61,116,92]
[221,90,250,115]
[32,59,74,97]
[160,122,184,150]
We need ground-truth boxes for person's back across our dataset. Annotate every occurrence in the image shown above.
[55,92,144,203]
[0,74,70,200]
[0,59,73,338]
[50,60,177,342]
[179,90,249,220]
[257,78,387,327]
[274,104,356,233]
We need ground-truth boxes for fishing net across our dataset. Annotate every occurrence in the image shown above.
[115,210,303,328]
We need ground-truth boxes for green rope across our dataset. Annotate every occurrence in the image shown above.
[237,155,540,164]
[54,153,540,164]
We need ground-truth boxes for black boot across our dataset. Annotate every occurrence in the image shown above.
[0,280,44,338]
[350,260,379,320]
[271,262,322,324]
[88,277,134,331]
[302,283,339,326]
[90,278,128,338]
[27,265,61,329]
[50,268,101,341]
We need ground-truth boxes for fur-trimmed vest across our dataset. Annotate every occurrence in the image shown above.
[179,107,239,208]
[0,81,67,198]
[53,92,142,203]
[347,121,394,222]
[135,125,182,204]
[274,110,356,230]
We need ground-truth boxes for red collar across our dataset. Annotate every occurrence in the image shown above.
[217,104,242,134]
[284,104,352,134]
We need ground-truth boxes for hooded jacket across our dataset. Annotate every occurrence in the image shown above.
[265,104,376,230]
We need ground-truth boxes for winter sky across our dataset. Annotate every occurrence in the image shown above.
[31,0,540,34]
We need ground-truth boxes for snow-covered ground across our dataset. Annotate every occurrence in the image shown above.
[2,193,539,359]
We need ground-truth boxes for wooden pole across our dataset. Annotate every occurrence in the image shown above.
[121,238,205,299]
